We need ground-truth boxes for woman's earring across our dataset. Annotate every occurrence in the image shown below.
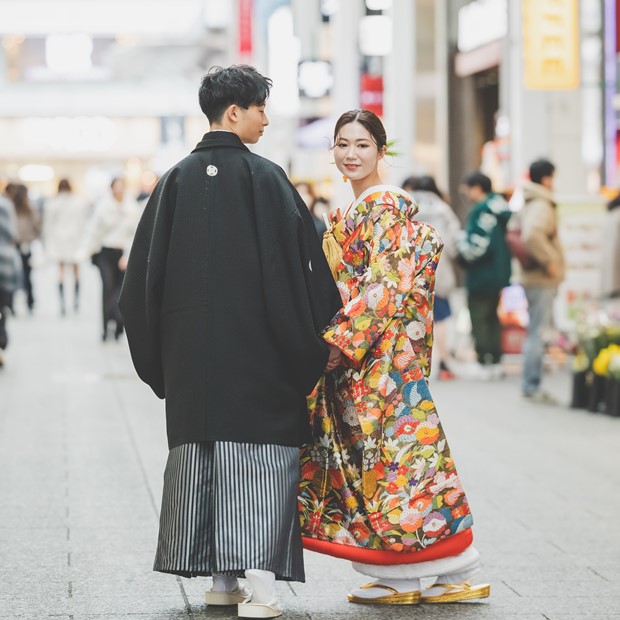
[342,175,348,183]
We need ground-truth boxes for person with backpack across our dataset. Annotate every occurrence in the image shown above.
[507,159,564,403]
[458,172,512,380]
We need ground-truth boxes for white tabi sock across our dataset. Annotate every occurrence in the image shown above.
[245,569,276,604]
[434,566,480,585]
[212,573,239,592]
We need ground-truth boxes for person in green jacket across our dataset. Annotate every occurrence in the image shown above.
[458,172,512,379]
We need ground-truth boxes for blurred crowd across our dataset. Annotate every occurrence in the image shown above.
[0,176,148,366]
[1,160,619,403]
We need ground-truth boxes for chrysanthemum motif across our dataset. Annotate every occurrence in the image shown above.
[342,403,358,427]
[406,321,425,341]
[364,283,388,310]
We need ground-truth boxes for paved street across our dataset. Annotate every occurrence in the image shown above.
[1,263,619,620]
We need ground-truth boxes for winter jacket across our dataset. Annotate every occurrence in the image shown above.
[458,193,512,295]
[411,190,461,298]
[602,204,620,297]
[508,181,565,288]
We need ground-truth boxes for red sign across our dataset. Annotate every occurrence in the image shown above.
[360,74,383,116]
[239,0,253,57]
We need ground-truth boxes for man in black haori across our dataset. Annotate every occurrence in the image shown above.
[119,65,341,618]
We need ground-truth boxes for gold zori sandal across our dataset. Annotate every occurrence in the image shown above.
[348,582,421,605]
[421,581,491,603]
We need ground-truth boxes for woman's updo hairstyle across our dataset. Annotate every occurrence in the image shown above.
[333,109,387,152]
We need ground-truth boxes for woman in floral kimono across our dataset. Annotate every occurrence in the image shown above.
[299,109,490,605]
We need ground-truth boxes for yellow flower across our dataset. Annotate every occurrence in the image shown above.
[419,400,434,411]
[361,420,375,435]
[321,417,332,433]
[368,373,381,389]
[345,495,359,510]
[593,347,612,376]
[396,475,408,487]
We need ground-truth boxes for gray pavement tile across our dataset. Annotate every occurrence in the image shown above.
[73,616,189,620]
[73,617,187,620]
[502,578,620,598]
[0,594,71,616]
[70,597,188,615]
[70,576,181,599]
[544,616,620,620]
[588,565,620,582]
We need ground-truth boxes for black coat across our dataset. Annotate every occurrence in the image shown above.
[119,132,341,449]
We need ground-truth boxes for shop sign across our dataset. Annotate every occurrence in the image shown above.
[457,0,507,53]
[360,73,383,116]
[239,0,253,56]
[523,0,580,89]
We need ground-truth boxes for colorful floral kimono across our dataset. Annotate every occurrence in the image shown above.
[299,185,474,564]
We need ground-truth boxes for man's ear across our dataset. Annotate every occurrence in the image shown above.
[224,104,238,124]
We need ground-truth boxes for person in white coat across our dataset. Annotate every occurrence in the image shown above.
[403,175,462,379]
[44,179,89,315]
[80,177,140,341]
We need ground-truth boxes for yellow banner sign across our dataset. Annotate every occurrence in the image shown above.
[522,0,580,90]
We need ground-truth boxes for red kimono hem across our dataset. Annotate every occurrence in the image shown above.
[302,528,473,565]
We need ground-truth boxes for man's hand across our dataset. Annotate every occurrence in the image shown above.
[324,344,342,372]
[546,261,558,278]
[118,255,128,271]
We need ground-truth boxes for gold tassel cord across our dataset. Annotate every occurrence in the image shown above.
[322,229,343,279]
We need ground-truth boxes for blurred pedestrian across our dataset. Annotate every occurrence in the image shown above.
[7,183,41,313]
[81,177,139,341]
[602,191,620,299]
[310,196,329,237]
[300,109,489,606]
[0,192,19,367]
[119,65,340,618]
[458,172,512,380]
[403,175,461,379]
[508,159,564,403]
[294,180,328,237]
[44,179,89,315]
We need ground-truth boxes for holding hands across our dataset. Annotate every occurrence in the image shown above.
[324,344,342,372]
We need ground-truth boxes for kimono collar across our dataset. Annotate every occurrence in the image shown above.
[192,131,251,153]
[348,184,418,221]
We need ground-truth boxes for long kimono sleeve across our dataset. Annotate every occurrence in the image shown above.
[252,167,340,395]
[118,172,176,399]
[323,212,442,364]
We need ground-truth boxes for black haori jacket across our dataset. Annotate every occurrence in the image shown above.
[119,131,341,449]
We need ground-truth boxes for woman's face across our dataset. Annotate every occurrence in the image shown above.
[333,121,384,183]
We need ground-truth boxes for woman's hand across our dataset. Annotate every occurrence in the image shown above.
[324,344,342,372]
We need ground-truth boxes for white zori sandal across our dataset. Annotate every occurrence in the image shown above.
[348,580,421,605]
[237,599,283,618]
[204,583,252,606]
[421,581,491,603]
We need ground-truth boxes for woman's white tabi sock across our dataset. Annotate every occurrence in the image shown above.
[245,569,276,604]
[434,567,480,585]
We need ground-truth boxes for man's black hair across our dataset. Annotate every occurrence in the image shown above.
[463,171,492,194]
[529,159,555,185]
[198,65,272,123]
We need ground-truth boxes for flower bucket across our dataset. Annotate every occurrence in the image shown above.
[570,371,589,409]
[604,378,620,417]
[587,374,607,413]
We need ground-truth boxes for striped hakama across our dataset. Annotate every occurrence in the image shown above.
[154,441,305,582]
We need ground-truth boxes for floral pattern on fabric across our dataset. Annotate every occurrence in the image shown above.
[299,186,473,554]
